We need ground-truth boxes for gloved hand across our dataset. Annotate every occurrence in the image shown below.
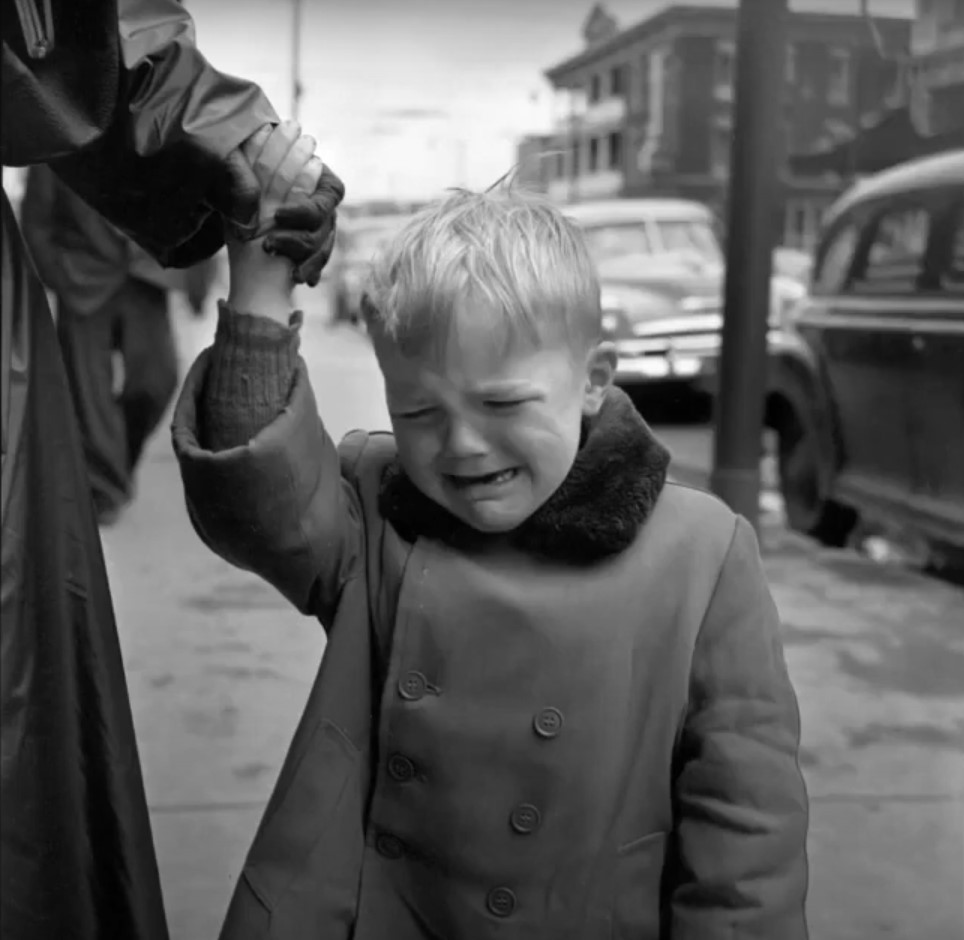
[225,121,344,287]
[264,171,342,287]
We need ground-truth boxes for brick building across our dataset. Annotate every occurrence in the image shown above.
[908,0,964,135]
[530,2,911,250]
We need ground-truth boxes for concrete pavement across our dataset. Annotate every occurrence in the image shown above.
[98,297,964,939]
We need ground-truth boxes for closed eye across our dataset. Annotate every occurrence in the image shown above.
[395,407,437,420]
[485,399,527,411]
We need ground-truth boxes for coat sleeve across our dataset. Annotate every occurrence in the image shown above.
[670,516,809,939]
[48,0,277,269]
[18,166,65,296]
[171,351,366,629]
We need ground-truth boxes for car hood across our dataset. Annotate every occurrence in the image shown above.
[596,254,722,302]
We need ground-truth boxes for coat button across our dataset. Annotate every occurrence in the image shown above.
[387,754,416,782]
[375,833,404,859]
[398,670,428,701]
[486,885,517,917]
[533,706,564,738]
[509,803,542,834]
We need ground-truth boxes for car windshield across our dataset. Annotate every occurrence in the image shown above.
[582,218,723,269]
[655,219,723,265]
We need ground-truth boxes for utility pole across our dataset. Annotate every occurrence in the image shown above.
[291,0,303,121]
[709,0,788,531]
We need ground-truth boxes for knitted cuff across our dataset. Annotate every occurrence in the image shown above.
[200,301,303,452]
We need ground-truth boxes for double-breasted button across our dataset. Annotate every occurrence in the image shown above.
[375,833,404,859]
[509,803,542,834]
[398,670,428,701]
[387,753,416,782]
[533,706,564,739]
[486,886,517,918]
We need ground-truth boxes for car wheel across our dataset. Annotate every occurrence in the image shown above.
[776,402,858,547]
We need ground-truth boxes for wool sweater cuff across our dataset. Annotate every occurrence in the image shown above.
[200,301,303,452]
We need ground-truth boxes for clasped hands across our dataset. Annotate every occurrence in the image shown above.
[223,119,339,286]
[224,121,333,317]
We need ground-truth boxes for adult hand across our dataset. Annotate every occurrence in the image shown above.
[213,120,344,287]
[225,121,322,317]
[263,163,343,287]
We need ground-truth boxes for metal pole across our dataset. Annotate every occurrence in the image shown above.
[710,0,788,530]
[291,0,303,121]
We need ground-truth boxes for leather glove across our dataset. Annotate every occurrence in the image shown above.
[263,164,344,287]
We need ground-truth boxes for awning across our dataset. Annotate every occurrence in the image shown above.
[789,105,964,177]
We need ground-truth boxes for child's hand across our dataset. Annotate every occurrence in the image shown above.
[226,121,323,320]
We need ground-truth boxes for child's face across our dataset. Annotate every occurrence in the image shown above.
[374,306,613,534]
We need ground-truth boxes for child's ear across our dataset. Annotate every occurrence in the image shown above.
[582,342,617,416]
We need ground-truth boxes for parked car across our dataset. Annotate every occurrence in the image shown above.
[328,214,411,325]
[564,199,805,396]
[765,149,964,552]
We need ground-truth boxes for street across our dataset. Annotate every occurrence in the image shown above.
[100,295,964,940]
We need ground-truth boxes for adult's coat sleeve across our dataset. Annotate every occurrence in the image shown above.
[2,0,277,267]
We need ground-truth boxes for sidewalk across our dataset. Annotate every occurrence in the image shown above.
[101,304,964,939]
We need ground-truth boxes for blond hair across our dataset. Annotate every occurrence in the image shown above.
[362,185,601,359]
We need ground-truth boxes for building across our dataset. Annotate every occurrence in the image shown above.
[513,134,556,193]
[531,2,911,250]
[908,0,964,135]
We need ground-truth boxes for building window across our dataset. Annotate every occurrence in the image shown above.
[827,48,851,106]
[639,53,650,108]
[589,136,600,172]
[710,123,731,179]
[715,40,736,100]
[556,151,565,179]
[589,73,602,103]
[786,42,797,84]
[608,131,623,170]
[610,64,625,97]
[572,140,581,176]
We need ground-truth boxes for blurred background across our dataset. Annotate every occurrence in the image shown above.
[5,1,962,938]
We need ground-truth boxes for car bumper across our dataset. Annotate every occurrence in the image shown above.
[613,334,720,387]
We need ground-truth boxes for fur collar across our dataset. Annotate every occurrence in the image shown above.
[378,387,671,564]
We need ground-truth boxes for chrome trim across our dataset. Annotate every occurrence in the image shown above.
[796,295,964,334]
[633,312,723,337]
[796,311,964,335]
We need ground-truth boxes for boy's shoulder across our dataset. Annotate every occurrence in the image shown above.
[337,428,397,493]
[644,479,742,556]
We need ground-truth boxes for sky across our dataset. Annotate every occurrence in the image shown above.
[187,0,916,202]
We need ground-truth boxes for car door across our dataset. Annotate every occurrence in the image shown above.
[803,200,925,511]
[903,192,964,544]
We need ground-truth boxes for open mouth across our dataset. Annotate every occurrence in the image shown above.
[446,468,519,490]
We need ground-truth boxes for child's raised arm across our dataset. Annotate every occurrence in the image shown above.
[173,123,365,625]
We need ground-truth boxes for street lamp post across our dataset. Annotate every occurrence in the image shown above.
[291,0,303,121]
[709,0,788,531]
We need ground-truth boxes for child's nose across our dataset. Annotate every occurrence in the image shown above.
[443,417,488,458]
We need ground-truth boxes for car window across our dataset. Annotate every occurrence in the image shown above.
[813,221,860,294]
[652,219,723,265]
[942,209,964,295]
[582,224,653,263]
[851,206,930,294]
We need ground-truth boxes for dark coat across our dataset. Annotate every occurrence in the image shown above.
[1,2,274,938]
[19,164,217,316]
[172,352,810,940]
